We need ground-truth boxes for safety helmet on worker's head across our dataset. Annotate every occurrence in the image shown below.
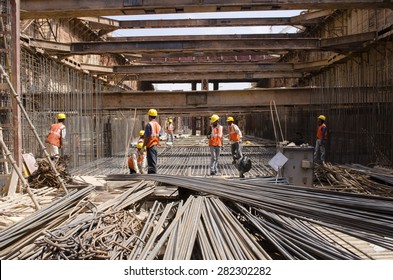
[227,117,234,122]
[139,130,145,136]
[168,119,173,123]
[137,142,144,149]
[57,113,66,120]
[317,115,326,121]
[210,114,220,123]
[148,109,158,117]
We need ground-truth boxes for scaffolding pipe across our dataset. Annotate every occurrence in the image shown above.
[0,64,68,194]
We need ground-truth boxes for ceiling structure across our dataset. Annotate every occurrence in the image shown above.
[19,0,393,112]
[20,0,393,19]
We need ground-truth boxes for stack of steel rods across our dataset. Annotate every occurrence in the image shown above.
[236,204,361,260]
[0,186,95,258]
[198,197,271,260]
[1,182,155,259]
[141,196,271,260]
[106,174,393,245]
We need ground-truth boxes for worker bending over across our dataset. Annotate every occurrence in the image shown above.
[227,116,243,164]
[143,109,162,174]
[128,142,147,174]
[46,113,66,160]
[207,114,223,176]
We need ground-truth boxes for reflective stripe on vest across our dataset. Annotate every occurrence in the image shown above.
[209,125,223,146]
[316,123,328,140]
[46,123,65,148]
[146,121,161,148]
[228,124,240,142]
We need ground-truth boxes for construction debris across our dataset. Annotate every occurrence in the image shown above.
[28,156,73,189]
[314,162,393,197]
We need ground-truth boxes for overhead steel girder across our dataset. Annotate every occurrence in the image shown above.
[83,16,318,31]
[28,32,376,55]
[85,63,296,74]
[101,86,390,113]
[81,10,334,31]
[102,88,315,113]
[82,62,304,81]
[21,0,393,19]
[105,71,304,82]
[72,39,320,54]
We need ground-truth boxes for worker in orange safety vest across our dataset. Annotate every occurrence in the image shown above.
[207,114,223,176]
[314,115,328,162]
[128,142,147,174]
[227,116,243,164]
[166,118,175,143]
[143,109,162,174]
[45,113,66,160]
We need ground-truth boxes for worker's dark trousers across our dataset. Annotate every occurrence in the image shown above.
[147,145,158,174]
[231,142,242,160]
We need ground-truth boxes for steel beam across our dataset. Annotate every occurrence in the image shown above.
[83,16,320,31]
[21,0,393,19]
[101,87,392,114]
[27,32,376,56]
[71,38,320,54]
[104,71,303,82]
[101,88,313,114]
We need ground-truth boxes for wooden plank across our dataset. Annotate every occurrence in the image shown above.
[5,169,19,196]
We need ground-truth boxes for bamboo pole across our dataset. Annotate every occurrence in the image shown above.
[0,64,68,194]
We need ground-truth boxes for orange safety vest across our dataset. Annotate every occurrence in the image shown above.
[228,124,240,142]
[128,150,145,171]
[166,123,174,133]
[145,121,161,148]
[46,122,65,148]
[208,125,223,146]
[316,123,328,140]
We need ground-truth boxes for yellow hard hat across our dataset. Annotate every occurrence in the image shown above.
[57,113,66,120]
[317,115,326,121]
[227,117,234,122]
[210,114,220,123]
[148,109,158,117]
[137,142,144,149]
[139,130,145,136]
[168,119,173,123]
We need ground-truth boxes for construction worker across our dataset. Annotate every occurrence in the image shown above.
[128,142,147,174]
[138,130,145,144]
[45,113,66,160]
[314,115,328,162]
[227,116,243,164]
[166,118,174,143]
[143,109,162,174]
[207,114,223,175]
